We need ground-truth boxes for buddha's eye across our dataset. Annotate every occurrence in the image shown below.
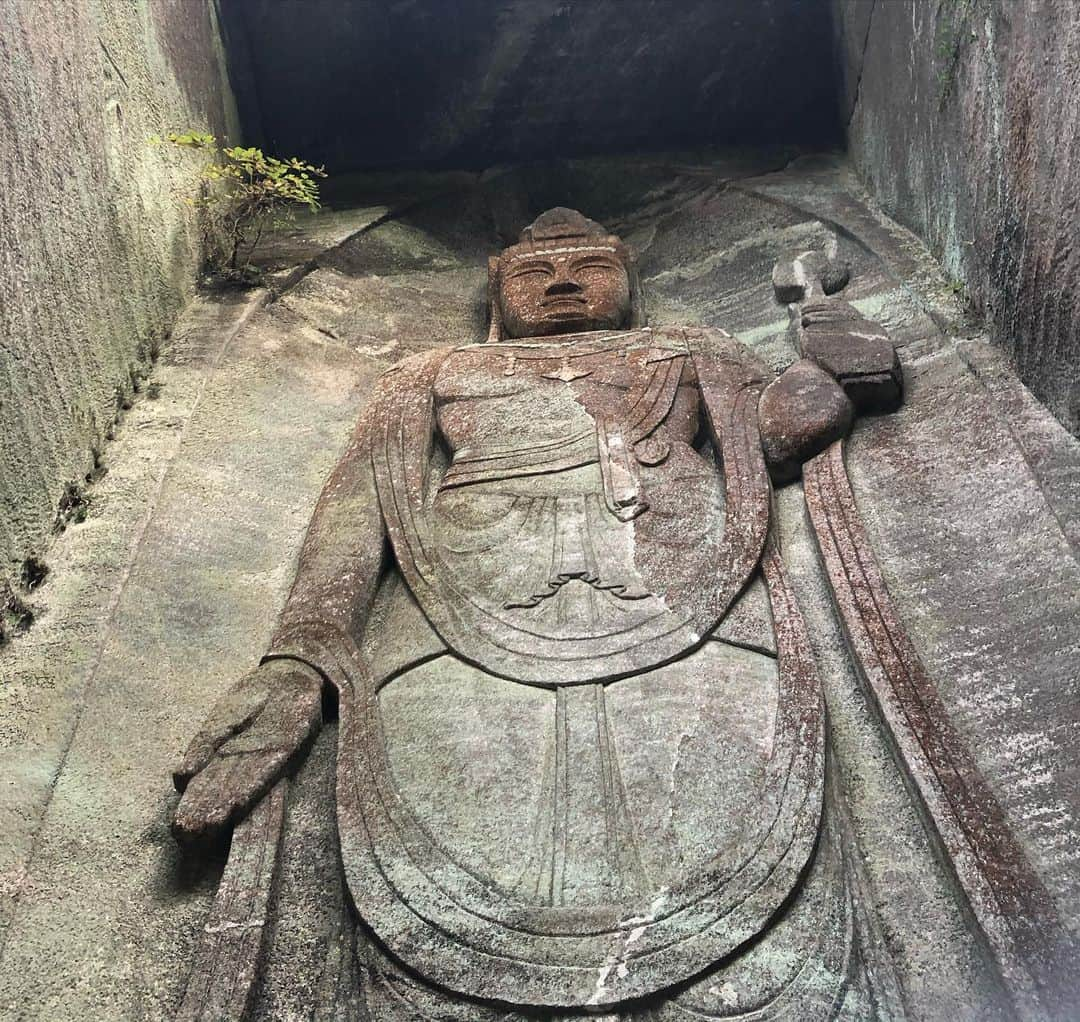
[509,264,553,281]
[572,259,620,274]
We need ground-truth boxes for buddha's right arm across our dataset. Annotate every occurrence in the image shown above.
[264,417,387,671]
[171,349,449,845]
[172,413,387,846]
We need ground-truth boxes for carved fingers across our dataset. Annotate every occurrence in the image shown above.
[172,659,323,846]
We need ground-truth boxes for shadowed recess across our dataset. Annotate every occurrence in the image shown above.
[218,0,841,171]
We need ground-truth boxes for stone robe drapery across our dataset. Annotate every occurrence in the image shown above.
[263,329,862,1014]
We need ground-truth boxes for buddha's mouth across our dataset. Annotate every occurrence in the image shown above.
[542,301,589,319]
[542,297,588,309]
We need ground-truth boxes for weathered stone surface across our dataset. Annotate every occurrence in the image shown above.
[800,297,903,412]
[760,358,854,483]
[806,441,1076,1017]
[775,482,1012,1022]
[845,337,1080,944]
[176,781,287,1022]
[2,153,1078,1021]
[0,0,237,602]
[0,207,414,1015]
[835,0,1080,436]
[771,248,851,303]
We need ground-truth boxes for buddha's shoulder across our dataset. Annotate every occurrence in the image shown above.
[377,345,457,384]
[645,324,757,359]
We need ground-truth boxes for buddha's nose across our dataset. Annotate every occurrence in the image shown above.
[545,279,583,296]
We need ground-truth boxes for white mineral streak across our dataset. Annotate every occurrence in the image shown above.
[735,319,790,346]
[588,962,616,1006]
[457,330,625,351]
[587,888,672,1005]
[717,981,740,1007]
[506,245,619,261]
[792,258,808,292]
[645,222,821,289]
[849,330,889,342]
[204,918,266,934]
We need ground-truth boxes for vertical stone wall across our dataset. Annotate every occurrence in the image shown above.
[0,0,237,600]
[835,0,1080,435]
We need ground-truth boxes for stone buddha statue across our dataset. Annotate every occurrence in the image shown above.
[173,208,892,1019]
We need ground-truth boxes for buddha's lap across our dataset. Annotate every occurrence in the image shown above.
[375,640,779,896]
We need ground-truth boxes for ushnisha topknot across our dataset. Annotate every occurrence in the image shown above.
[508,207,626,260]
[500,207,630,265]
[518,207,608,243]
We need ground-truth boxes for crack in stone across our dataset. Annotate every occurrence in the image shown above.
[846,0,878,130]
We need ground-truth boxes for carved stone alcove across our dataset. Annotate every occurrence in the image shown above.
[4,3,1080,1019]
[164,156,1080,1021]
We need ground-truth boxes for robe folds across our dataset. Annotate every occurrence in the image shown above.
[263,328,885,1017]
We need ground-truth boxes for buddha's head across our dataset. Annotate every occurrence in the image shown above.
[489,208,642,340]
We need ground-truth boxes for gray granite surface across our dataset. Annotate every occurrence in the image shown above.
[1,152,1077,1020]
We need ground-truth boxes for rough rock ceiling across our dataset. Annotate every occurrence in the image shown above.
[219,0,840,170]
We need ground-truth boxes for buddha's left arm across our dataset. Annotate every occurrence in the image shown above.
[756,358,854,485]
[689,329,854,487]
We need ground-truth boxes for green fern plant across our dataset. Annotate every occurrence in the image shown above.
[151,131,326,280]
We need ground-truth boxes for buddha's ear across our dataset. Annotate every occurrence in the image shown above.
[486,256,503,342]
[627,249,647,328]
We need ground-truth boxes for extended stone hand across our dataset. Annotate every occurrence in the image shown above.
[172,659,323,845]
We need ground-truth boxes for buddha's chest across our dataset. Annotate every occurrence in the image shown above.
[433,332,698,453]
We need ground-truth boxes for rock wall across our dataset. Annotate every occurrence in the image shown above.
[834,0,1080,435]
[8,151,1075,1020]
[218,0,840,170]
[0,0,238,604]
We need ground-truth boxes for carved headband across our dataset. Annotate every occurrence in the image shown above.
[504,245,620,262]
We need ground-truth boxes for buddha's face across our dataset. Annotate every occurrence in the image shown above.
[498,243,631,338]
